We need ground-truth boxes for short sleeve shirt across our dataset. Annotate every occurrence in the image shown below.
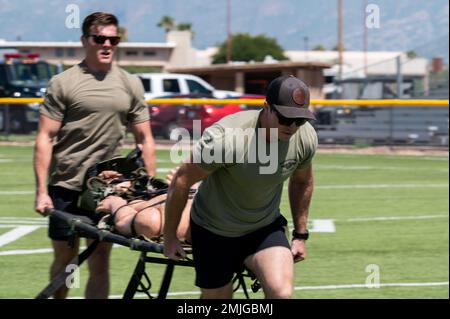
[191,110,318,237]
[40,62,149,191]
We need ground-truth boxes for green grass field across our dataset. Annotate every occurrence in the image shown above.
[0,145,448,299]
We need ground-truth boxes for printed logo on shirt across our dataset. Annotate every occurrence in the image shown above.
[280,159,298,173]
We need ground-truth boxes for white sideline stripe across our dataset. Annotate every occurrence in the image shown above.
[0,244,124,256]
[2,183,448,196]
[293,282,449,291]
[156,159,172,163]
[0,220,47,225]
[0,225,46,228]
[2,214,443,255]
[0,217,46,221]
[0,226,40,248]
[0,191,34,195]
[306,184,448,190]
[315,165,448,171]
[69,281,449,299]
[420,157,449,161]
[0,214,446,254]
[308,220,336,233]
[345,215,449,222]
[0,248,53,256]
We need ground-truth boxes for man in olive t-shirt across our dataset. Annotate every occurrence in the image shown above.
[164,75,317,299]
[33,12,156,299]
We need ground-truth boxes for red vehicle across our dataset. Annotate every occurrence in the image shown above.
[148,93,212,139]
[177,94,265,135]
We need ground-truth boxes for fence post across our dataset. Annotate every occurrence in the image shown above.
[389,104,394,146]
[4,104,10,140]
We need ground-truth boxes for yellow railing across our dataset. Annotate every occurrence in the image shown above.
[0,98,448,107]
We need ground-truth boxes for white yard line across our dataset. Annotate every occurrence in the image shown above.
[68,281,449,299]
[345,215,448,222]
[0,217,46,221]
[0,220,47,225]
[293,282,449,291]
[0,191,34,195]
[0,244,124,256]
[2,183,448,196]
[0,248,54,256]
[0,213,447,254]
[0,226,41,248]
[0,224,46,228]
[312,184,448,190]
[307,220,336,233]
[315,165,448,171]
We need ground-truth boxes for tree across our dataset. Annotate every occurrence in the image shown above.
[177,22,192,31]
[157,15,175,33]
[406,50,418,58]
[312,44,326,51]
[212,33,288,64]
[118,26,128,42]
[177,22,195,39]
[332,44,345,51]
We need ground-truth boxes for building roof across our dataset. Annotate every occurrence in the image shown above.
[168,61,331,74]
[285,50,428,76]
[0,40,175,49]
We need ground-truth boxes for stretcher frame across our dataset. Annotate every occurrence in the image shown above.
[36,208,258,299]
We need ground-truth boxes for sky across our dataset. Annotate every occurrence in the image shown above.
[0,0,448,60]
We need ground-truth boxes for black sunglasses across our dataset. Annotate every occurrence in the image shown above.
[271,106,308,127]
[87,34,121,46]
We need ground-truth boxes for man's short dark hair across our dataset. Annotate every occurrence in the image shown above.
[82,12,119,36]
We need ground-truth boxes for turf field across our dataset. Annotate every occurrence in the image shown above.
[0,145,448,299]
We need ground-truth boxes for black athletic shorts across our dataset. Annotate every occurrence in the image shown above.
[48,185,100,241]
[190,215,290,289]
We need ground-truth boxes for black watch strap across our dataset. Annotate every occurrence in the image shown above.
[292,230,309,241]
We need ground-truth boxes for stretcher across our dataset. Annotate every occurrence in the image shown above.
[35,208,260,299]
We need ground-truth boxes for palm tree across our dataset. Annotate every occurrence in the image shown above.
[118,26,128,42]
[312,44,326,51]
[157,16,175,33]
[177,22,195,39]
[177,22,192,31]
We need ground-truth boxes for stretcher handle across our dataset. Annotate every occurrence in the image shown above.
[44,208,165,254]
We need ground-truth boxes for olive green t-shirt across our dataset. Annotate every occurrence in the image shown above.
[191,110,318,237]
[40,62,149,191]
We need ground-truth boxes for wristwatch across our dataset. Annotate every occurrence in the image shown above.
[292,229,309,241]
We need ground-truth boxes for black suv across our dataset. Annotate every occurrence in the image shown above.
[0,53,56,133]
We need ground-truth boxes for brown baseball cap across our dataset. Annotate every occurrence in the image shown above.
[266,75,316,120]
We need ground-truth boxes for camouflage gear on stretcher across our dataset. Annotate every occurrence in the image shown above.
[77,148,169,212]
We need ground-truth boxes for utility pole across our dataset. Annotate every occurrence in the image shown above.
[396,55,403,98]
[363,0,368,76]
[226,0,232,63]
[338,0,343,80]
[304,36,309,61]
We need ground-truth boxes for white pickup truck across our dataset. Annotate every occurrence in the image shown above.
[136,73,241,101]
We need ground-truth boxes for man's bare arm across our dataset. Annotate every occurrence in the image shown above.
[33,115,61,215]
[131,121,157,176]
[288,163,314,262]
[163,162,211,260]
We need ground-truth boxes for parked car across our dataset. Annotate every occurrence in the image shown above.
[176,94,265,137]
[0,52,58,133]
[148,93,214,139]
[136,73,241,101]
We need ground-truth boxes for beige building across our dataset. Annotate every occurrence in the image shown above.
[168,61,330,98]
[0,31,195,70]
[0,31,430,97]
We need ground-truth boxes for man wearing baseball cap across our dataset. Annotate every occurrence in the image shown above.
[164,75,318,299]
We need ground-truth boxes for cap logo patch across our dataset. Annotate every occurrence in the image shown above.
[292,88,306,106]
